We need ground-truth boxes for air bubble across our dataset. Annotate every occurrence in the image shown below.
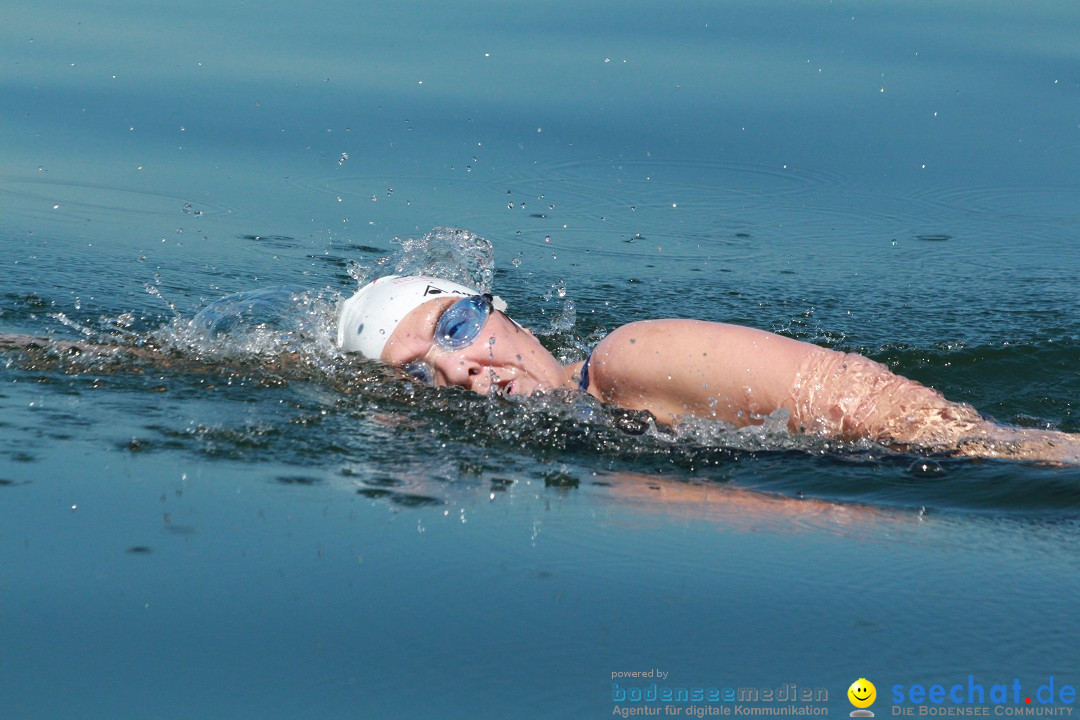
[907,459,944,475]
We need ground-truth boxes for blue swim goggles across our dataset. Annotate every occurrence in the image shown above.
[402,294,496,385]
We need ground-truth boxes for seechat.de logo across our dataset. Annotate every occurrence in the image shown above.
[849,678,877,717]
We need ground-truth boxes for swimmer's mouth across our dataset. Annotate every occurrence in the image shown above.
[484,378,510,397]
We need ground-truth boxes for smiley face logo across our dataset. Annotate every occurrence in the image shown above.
[848,678,877,709]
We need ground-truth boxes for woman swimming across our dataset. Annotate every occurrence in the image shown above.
[338,274,1079,463]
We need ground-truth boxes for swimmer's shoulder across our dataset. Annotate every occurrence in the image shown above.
[587,319,799,422]
[593,319,727,357]
[587,320,708,409]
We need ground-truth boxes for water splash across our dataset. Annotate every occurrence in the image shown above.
[157,285,341,361]
[48,311,98,339]
[144,280,181,317]
[531,281,590,363]
[345,227,497,295]
[391,227,496,292]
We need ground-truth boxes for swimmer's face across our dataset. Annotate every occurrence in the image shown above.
[382,297,571,396]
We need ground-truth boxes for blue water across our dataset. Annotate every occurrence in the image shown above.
[2,0,1079,717]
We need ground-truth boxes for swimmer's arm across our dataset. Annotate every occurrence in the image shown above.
[0,333,306,373]
[0,333,90,354]
[585,321,1080,462]
[587,320,828,428]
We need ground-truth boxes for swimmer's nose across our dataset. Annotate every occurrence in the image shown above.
[433,353,485,391]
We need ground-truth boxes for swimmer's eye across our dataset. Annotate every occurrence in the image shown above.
[433,294,492,350]
[402,361,435,385]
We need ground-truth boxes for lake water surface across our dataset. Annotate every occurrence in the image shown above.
[2,1,1079,718]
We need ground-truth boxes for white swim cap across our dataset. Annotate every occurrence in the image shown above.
[337,275,483,359]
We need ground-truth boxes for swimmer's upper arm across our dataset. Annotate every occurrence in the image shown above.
[588,320,828,427]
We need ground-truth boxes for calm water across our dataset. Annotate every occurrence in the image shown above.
[2,0,1079,718]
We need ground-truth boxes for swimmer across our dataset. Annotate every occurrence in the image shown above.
[338,274,1080,463]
